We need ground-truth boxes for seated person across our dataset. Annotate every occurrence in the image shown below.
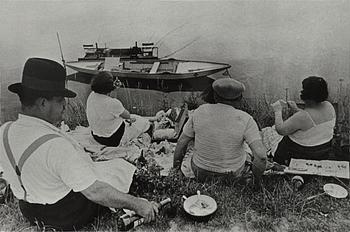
[271,76,336,166]
[86,72,149,146]
[0,58,158,230]
[173,78,267,182]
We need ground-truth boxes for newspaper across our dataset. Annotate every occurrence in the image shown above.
[285,159,350,179]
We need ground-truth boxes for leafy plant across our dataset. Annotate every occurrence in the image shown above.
[183,92,201,110]
[63,99,88,130]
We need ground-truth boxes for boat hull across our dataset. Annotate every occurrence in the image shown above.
[67,71,219,92]
[66,59,231,80]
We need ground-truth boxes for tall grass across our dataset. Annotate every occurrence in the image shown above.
[62,98,88,130]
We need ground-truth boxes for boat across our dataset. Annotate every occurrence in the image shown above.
[66,42,231,91]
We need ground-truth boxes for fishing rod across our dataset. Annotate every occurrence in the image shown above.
[160,36,200,59]
[155,21,189,47]
[56,32,66,70]
[56,32,70,108]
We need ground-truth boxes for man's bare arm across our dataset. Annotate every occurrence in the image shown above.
[249,140,267,179]
[81,180,158,223]
[173,133,193,169]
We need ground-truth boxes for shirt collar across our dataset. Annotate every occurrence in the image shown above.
[217,103,236,109]
[17,114,84,151]
[17,114,60,133]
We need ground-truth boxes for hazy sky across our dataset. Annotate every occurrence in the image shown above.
[1,0,350,97]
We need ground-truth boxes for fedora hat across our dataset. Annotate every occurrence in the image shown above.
[8,58,76,98]
[212,78,245,100]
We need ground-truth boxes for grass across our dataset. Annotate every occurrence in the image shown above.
[63,98,89,130]
[1,97,350,231]
[1,174,350,231]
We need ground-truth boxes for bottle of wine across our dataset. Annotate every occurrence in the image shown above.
[117,198,171,231]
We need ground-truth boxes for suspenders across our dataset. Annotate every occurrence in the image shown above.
[2,122,60,201]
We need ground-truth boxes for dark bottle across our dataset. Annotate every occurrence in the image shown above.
[117,198,171,231]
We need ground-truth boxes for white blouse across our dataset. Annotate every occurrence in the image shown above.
[86,92,125,137]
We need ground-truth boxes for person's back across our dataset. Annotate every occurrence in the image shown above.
[86,91,125,137]
[272,76,335,165]
[190,103,258,173]
[305,101,335,125]
[288,101,336,146]
[174,78,267,183]
[0,117,91,204]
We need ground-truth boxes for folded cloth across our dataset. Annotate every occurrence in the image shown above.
[261,126,283,155]
[181,154,195,178]
[120,114,151,146]
[181,146,195,178]
[93,145,142,163]
[66,125,143,163]
[67,126,105,152]
[93,158,136,193]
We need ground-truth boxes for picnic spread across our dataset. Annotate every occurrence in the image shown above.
[63,105,189,179]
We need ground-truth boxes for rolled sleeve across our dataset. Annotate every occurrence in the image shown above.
[182,114,195,138]
[48,139,98,192]
[244,117,262,145]
[110,98,125,117]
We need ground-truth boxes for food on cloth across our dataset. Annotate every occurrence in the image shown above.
[152,128,177,140]
[148,108,182,140]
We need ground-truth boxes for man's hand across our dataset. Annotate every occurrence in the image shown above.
[134,198,159,223]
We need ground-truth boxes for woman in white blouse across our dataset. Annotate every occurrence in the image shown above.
[86,72,137,146]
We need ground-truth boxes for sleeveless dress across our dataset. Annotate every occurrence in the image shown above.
[273,111,335,165]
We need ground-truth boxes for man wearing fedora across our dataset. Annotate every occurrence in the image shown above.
[173,78,267,182]
[0,58,158,230]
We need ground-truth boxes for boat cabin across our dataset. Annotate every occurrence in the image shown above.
[79,42,158,61]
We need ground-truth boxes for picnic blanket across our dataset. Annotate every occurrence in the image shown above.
[66,122,176,177]
[94,158,136,193]
[64,126,139,193]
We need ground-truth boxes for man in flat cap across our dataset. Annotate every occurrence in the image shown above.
[0,58,158,230]
[174,78,267,182]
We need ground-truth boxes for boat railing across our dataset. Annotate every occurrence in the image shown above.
[140,43,158,58]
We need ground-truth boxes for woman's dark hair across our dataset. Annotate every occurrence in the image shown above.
[300,76,328,103]
[91,71,116,94]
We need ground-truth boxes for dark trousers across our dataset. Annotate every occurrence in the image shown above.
[92,122,125,147]
[273,136,332,166]
[19,191,109,231]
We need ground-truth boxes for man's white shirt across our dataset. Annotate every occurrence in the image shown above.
[0,114,98,204]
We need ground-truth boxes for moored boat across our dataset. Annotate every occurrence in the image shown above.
[66,42,231,80]
[66,58,230,80]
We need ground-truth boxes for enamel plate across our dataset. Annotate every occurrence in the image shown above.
[323,183,348,199]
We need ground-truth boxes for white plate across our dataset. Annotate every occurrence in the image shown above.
[183,195,217,217]
[323,183,348,198]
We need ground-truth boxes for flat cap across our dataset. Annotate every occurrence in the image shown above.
[212,78,245,100]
